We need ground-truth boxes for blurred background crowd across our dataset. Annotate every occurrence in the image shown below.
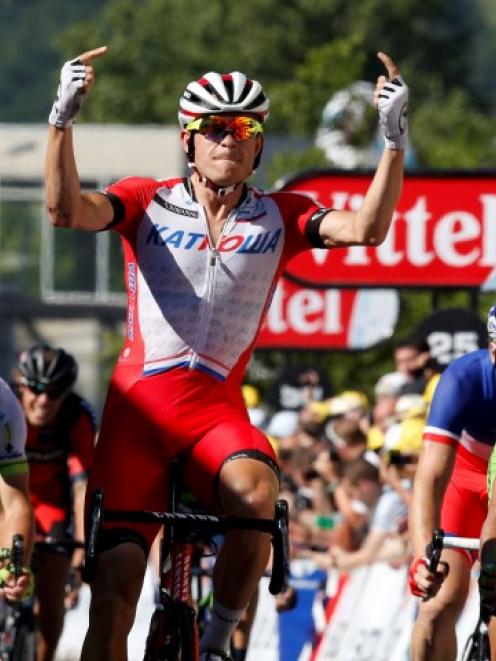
[242,334,441,584]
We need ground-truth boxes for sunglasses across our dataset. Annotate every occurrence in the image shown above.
[27,383,67,400]
[185,115,264,142]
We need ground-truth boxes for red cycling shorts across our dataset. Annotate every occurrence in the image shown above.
[440,444,487,563]
[86,368,278,549]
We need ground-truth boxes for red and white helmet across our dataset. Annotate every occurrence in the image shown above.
[178,71,270,129]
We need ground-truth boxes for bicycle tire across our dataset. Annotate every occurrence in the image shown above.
[0,605,36,661]
[461,629,490,661]
[10,621,36,661]
[176,602,198,661]
[144,605,181,661]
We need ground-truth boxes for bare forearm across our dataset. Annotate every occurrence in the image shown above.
[2,503,35,564]
[409,475,445,557]
[320,148,404,248]
[72,481,87,566]
[45,126,112,230]
[45,126,84,228]
[352,148,404,245]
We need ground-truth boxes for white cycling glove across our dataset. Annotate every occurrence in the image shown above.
[377,76,409,150]
[48,59,87,128]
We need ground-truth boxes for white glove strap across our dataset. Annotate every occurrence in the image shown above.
[378,76,409,150]
[48,59,87,129]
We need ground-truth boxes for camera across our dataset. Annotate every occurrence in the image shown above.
[386,449,416,466]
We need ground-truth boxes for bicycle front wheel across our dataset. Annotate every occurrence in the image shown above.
[143,603,198,661]
[11,622,37,661]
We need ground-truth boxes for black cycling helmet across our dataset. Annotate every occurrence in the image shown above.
[17,344,78,392]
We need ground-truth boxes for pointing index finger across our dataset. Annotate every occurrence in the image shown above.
[377,51,400,80]
[77,46,108,65]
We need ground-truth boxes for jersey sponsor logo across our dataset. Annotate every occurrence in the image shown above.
[127,262,137,340]
[127,262,136,294]
[236,197,266,222]
[146,224,282,254]
[153,194,199,218]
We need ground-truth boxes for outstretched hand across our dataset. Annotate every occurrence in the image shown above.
[377,51,401,81]
[48,45,108,129]
[75,46,108,95]
[373,51,409,150]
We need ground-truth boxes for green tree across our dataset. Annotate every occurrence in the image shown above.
[48,0,496,396]
[0,0,102,121]
[54,0,496,172]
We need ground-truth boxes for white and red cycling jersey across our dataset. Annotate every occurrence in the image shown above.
[87,177,327,546]
[104,177,325,388]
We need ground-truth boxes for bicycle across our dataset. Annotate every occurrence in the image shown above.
[426,529,488,661]
[0,535,85,661]
[84,461,290,661]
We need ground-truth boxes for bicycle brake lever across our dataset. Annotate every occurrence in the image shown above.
[425,528,444,573]
[11,534,24,581]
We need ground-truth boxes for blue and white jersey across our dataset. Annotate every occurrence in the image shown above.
[423,349,496,461]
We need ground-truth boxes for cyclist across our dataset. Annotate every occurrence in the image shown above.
[409,304,496,660]
[14,345,96,661]
[0,376,34,602]
[44,46,407,661]
[481,447,496,658]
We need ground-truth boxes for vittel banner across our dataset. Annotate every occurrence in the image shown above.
[280,170,496,289]
[257,279,399,349]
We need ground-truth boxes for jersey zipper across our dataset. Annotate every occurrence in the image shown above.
[188,207,236,370]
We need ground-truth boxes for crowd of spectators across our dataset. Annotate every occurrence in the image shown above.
[243,336,441,590]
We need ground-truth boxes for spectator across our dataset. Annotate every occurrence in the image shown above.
[367,371,408,451]
[307,455,409,571]
[325,416,368,463]
[394,336,431,395]
[241,383,268,430]
[266,366,333,412]
[383,393,427,456]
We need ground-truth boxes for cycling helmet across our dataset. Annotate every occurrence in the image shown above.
[488,305,496,342]
[17,345,78,392]
[178,71,270,129]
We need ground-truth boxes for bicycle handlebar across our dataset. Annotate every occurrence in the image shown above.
[426,528,444,573]
[426,529,481,558]
[84,489,290,595]
[443,536,480,551]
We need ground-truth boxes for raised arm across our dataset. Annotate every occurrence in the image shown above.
[318,52,408,248]
[45,46,114,231]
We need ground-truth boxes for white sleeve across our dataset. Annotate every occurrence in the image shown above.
[369,489,408,534]
[0,378,27,475]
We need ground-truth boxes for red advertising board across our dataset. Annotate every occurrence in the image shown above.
[280,170,496,288]
[257,278,399,349]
